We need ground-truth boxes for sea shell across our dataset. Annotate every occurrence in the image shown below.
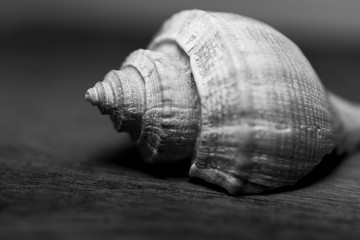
[85,10,359,194]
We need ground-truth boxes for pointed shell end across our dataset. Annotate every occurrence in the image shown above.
[85,88,100,106]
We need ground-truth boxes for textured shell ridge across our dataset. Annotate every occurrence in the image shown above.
[122,48,200,163]
[82,9,356,195]
[148,10,338,193]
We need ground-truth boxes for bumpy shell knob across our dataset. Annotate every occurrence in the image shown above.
[85,10,360,194]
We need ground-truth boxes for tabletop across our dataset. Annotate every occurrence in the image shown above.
[1,27,360,240]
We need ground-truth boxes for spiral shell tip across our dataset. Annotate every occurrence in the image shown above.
[85,88,100,106]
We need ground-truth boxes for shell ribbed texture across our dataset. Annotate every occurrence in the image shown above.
[149,10,337,193]
[122,49,200,163]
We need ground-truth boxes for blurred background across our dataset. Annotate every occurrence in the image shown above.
[0,0,359,152]
[1,0,360,47]
[1,0,360,156]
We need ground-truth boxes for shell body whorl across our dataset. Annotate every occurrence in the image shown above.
[86,10,339,194]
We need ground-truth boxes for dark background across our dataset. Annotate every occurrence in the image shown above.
[1,1,360,239]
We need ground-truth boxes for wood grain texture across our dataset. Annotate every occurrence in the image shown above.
[1,28,360,240]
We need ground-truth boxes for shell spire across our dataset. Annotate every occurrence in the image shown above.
[85,81,114,111]
[85,85,103,107]
[85,69,146,139]
[86,48,200,163]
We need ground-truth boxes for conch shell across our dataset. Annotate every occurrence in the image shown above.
[85,10,360,194]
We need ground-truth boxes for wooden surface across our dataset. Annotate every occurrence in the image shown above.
[1,28,360,240]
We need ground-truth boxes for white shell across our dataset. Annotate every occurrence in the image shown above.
[85,10,358,194]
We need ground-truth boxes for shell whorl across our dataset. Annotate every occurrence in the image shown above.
[86,68,145,139]
[86,47,201,163]
[86,10,341,194]
[148,10,338,193]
